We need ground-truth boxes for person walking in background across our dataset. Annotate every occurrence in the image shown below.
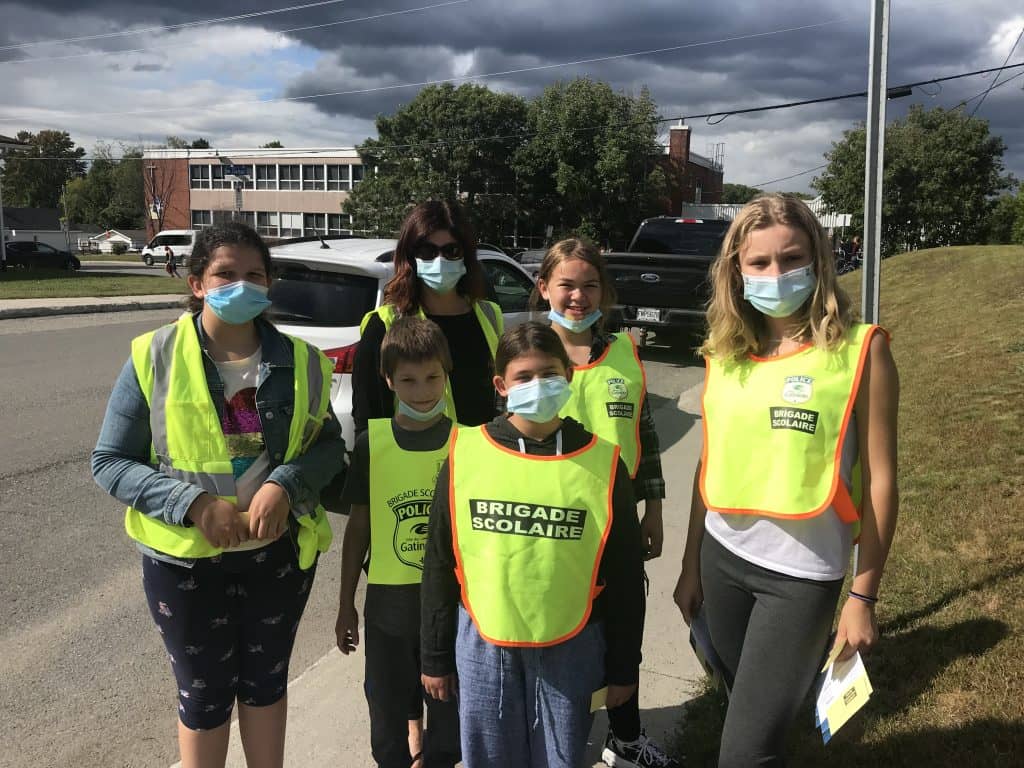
[352,200,503,437]
[92,222,344,768]
[533,238,676,768]
[165,244,182,278]
[421,322,645,768]
[335,317,460,768]
[673,194,899,767]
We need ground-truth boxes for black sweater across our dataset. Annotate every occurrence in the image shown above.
[352,311,497,435]
[420,416,645,685]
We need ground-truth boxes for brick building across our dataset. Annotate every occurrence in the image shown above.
[141,148,364,240]
[658,123,724,213]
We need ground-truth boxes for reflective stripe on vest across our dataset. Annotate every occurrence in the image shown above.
[360,301,503,422]
[367,419,451,585]
[559,333,646,477]
[449,425,617,647]
[700,324,881,524]
[123,313,334,568]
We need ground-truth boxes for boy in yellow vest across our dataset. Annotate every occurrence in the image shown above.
[335,317,459,768]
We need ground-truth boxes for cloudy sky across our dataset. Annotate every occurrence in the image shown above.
[1,0,1021,193]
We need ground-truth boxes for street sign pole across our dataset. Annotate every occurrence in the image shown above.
[0,167,7,271]
[862,0,891,324]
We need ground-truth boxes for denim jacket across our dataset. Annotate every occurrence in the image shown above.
[91,313,346,564]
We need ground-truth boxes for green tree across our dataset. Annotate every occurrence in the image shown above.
[1012,195,1024,245]
[345,83,529,239]
[813,105,1012,253]
[984,191,1020,244]
[261,140,284,148]
[62,143,145,229]
[164,136,190,149]
[722,183,763,203]
[512,79,667,247]
[190,138,211,149]
[1,130,86,209]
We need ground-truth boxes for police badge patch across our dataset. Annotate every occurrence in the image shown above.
[392,499,430,570]
[606,377,628,400]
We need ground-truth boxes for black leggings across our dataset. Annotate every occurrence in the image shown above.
[700,533,842,768]
[142,535,316,730]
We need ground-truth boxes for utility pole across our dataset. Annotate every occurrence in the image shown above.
[862,0,891,324]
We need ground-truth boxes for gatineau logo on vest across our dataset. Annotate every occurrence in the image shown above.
[388,491,433,569]
[469,499,587,540]
[781,375,814,404]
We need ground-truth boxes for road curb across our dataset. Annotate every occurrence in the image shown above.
[0,298,184,319]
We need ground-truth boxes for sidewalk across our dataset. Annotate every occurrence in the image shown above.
[207,380,709,768]
[0,294,183,319]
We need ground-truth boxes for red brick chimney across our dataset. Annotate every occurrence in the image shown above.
[669,123,691,165]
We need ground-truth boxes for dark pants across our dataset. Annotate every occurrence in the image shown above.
[142,536,316,730]
[701,533,842,768]
[364,622,460,768]
[606,573,645,741]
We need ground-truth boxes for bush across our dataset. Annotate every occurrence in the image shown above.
[111,242,128,255]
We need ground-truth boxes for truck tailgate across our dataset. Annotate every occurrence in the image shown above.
[604,252,712,311]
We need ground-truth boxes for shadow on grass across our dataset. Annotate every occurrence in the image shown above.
[673,617,1011,767]
[646,391,698,454]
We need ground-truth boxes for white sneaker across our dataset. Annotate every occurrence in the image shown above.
[601,727,681,768]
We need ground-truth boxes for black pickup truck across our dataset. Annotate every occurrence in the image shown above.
[605,217,730,349]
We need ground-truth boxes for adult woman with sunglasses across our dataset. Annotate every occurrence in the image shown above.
[353,200,504,437]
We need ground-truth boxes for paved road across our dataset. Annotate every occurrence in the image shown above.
[80,261,179,278]
[0,311,704,768]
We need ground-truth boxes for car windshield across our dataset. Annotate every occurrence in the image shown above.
[630,221,729,256]
[267,265,378,327]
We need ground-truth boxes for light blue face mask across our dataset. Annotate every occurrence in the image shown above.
[742,265,816,318]
[397,396,447,422]
[548,308,602,334]
[204,280,272,324]
[416,257,466,294]
[505,375,572,423]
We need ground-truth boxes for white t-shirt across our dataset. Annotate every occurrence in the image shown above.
[214,350,273,551]
[704,413,859,581]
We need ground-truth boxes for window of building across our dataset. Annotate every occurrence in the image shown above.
[191,210,213,228]
[327,165,350,191]
[237,211,256,227]
[352,164,364,186]
[257,211,279,237]
[695,185,702,204]
[279,165,300,191]
[189,165,210,189]
[327,213,353,235]
[303,213,327,236]
[302,165,326,191]
[279,212,302,237]
[256,165,277,190]
[211,164,228,189]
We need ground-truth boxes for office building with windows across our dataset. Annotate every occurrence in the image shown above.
[141,147,364,241]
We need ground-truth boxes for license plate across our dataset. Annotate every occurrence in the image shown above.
[636,307,661,322]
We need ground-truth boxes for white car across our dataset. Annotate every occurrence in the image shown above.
[141,229,198,266]
[268,237,543,454]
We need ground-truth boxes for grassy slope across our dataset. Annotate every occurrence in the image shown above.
[675,245,1024,766]
[0,269,188,300]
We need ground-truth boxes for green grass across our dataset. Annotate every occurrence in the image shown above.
[77,252,147,262]
[674,245,1024,766]
[0,268,188,299]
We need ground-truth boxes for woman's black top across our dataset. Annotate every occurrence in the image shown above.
[351,309,497,436]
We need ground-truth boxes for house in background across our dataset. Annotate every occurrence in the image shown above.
[657,123,725,213]
[1,206,95,251]
[85,228,147,253]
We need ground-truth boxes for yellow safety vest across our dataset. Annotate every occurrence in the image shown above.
[449,425,618,647]
[360,301,503,423]
[559,333,646,477]
[123,312,334,569]
[367,418,451,585]
[700,324,882,524]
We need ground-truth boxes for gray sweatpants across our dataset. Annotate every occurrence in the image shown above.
[455,606,606,768]
[700,533,843,768]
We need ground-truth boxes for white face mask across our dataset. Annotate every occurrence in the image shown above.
[505,376,572,423]
[396,396,446,422]
[742,265,816,318]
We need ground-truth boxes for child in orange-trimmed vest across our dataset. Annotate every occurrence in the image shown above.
[535,238,676,768]
[335,316,459,768]
[420,321,645,768]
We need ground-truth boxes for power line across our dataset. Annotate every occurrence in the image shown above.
[9,62,1023,162]
[751,164,829,188]
[0,1,471,67]
[0,16,870,123]
[0,0,352,51]
[969,26,1023,116]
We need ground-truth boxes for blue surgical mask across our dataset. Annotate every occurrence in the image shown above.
[505,376,572,423]
[548,308,602,334]
[397,396,447,422]
[416,257,466,293]
[742,265,816,318]
[204,280,272,324]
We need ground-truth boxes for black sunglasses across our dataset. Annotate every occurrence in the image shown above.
[414,241,463,261]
